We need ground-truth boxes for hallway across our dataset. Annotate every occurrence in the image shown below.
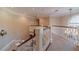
[0,7,79,51]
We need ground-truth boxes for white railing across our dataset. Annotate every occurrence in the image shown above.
[52,25,79,47]
[31,26,50,51]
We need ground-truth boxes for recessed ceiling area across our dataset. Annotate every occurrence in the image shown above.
[2,7,79,17]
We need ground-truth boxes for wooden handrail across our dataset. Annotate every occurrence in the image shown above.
[45,42,51,51]
[52,25,77,29]
[17,30,36,47]
[12,30,35,51]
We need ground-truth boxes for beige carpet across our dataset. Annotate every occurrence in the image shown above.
[47,34,79,51]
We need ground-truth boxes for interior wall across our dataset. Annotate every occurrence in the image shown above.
[0,9,35,50]
[50,15,78,37]
[49,17,66,37]
[60,16,70,26]
[60,14,79,26]
[39,17,49,26]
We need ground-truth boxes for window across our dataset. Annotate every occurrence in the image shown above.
[68,15,79,27]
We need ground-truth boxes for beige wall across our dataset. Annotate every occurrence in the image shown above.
[49,15,73,26]
[49,17,62,26]
[49,17,68,37]
[60,13,79,26]
[59,16,70,26]
[0,10,35,50]
[39,17,49,26]
[50,14,78,37]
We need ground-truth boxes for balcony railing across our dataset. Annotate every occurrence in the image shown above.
[50,25,79,50]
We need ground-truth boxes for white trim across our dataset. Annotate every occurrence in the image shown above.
[0,40,15,51]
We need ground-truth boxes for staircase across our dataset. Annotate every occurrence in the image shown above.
[12,30,36,51]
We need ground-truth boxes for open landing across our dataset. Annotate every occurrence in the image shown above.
[47,34,79,51]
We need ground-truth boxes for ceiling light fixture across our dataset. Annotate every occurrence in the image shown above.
[69,8,72,17]
[55,9,58,12]
[54,9,59,17]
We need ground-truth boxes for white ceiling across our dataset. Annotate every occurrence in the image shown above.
[3,7,79,17]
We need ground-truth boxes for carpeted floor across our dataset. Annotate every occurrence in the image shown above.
[47,33,79,51]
